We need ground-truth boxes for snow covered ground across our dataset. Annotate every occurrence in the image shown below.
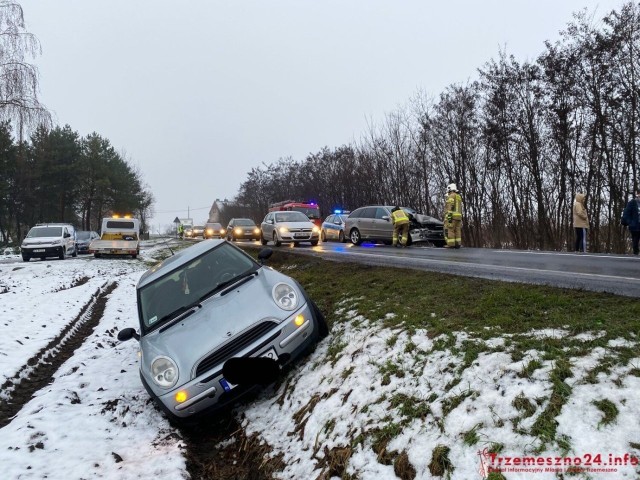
[1,242,639,479]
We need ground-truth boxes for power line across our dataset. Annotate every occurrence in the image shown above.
[153,206,211,214]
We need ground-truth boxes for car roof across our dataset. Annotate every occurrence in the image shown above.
[138,239,226,288]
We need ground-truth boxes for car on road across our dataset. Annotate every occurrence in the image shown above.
[203,222,225,239]
[226,218,260,241]
[75,230,100,254]
[192,225,205,238]
[320,212,349,243]
[345,205,445,247]
[184,226,195,238]
[260,211,320,247]
[21,223,78,261]
[117,240,328,422]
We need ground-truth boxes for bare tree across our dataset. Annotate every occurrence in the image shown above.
[0,1,51,140]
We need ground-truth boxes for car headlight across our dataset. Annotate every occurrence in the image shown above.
[312,226,320,233]
[52,239,63,245]
[220,229,225,234]
[272,283,298,311]
[279,227,289,234]
[254,228,260,234]
[235,228,242,234]
[150,356,179,388]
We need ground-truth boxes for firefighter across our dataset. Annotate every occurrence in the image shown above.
[391,206,410,247]
[444,183,463,248]
[177,223,184,239]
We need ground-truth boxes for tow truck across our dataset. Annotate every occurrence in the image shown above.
[89,216,140,259]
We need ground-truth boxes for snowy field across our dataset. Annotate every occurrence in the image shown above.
[0,242,639,479]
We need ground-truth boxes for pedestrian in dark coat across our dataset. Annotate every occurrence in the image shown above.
[621,189,640,255]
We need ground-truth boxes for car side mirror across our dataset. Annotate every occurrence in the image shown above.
[258,247,273,264]
[117,327,140,342]
[64,232,71,238]
[381,216,390,221]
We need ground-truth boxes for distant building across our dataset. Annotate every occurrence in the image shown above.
[208,199,228,223]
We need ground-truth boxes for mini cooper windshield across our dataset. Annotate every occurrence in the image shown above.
[138,243,259,332]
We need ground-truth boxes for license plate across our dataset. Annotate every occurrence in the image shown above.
[219,349,279,392]
[294,233,307,238]
[33,249,45,253]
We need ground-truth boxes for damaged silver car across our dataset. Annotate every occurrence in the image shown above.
[345,205,445,247]
[117,240,328,422]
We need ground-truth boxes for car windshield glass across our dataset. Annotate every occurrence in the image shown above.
[275,211,309,223]
[76,231,91,240]
[291,207,320,219]
[138,243,259,331]
[235,219,255,226]
[27,227,63,238]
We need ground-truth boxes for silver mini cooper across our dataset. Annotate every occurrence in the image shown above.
[118,240,328,422]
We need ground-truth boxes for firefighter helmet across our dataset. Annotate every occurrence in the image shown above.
[447,183,458,192]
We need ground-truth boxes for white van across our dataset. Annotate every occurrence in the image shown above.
[21,223,78,262]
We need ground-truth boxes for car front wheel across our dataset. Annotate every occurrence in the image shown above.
[22,255,30,262]
[320,230,326,242]
[338,231,345,243]
[272,231,281,247]
[349,228,362,245]
[59,248,66,260]
[260,232,267,245]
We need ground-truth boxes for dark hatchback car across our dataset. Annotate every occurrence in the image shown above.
[226,218,260,241]
[204,222,225,239]
[76,230,100,254]
[344,205,445,247]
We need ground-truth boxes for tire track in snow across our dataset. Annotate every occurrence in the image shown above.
[0,281,118,428]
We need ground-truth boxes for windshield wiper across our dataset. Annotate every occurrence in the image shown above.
[196,270,258,302]
[219,271,259,296]
[158,302,201,333]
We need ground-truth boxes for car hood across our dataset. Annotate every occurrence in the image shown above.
[140,267,304,389]
[22,236,62,245]
[411,212,442,225]
[276,221,315,229]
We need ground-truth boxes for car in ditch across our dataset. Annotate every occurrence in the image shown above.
[345,205,445,247]
[117,240,328,422]
[260,211,320,247]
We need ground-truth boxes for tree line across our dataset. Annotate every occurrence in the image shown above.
[0,2,153,244]
[235,3,640,253]
[0,123,154,242]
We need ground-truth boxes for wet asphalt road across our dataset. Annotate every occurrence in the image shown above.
[259,241,640,298]
[3,239,638,297]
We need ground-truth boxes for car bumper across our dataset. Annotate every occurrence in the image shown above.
[279,233,319,243]
[145,302,318,419]
[21,246,63,257]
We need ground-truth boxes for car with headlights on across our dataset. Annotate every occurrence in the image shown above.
[203,222,225,239]
[260,211,320,247]
[192,225,205,238]
[117,240,328,422]
[226,218,261,241]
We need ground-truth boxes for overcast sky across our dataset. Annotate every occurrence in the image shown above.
[20,0,625,231]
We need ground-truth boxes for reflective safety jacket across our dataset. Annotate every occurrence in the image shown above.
[391,209,409,225]
[444,192,463,221]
